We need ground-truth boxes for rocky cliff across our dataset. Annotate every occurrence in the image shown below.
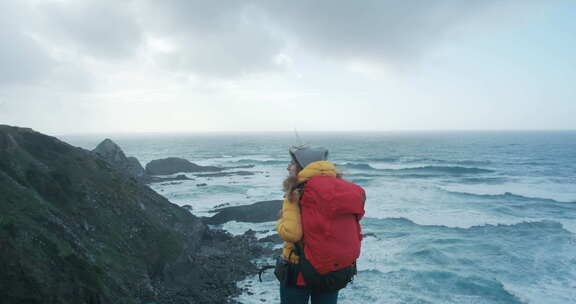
[0,125,264,304]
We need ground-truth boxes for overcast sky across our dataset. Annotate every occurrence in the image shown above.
[1,0,575,134]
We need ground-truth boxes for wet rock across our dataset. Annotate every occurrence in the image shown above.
[213,202,231,209]
[204,200,282,225]
[258,234,282,244]
[146,157,223,175]
[157,229,267,304]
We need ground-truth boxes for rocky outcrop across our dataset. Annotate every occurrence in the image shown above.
[205,200,283,225]
[92,138,147,180]
[146,157,223,175]
[126,156,146,178]
[0,125,265,304]
[91,140,257,185]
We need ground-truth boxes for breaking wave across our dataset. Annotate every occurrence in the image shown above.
[232,159,286,165]
[341,163,494,175]
[391,165,494,174]
[341,163,379,170]
[442,189,576,204]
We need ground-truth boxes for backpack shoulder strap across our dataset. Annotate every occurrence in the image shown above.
[295,240,305,257]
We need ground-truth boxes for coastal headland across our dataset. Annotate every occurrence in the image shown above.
[0,125,279,304]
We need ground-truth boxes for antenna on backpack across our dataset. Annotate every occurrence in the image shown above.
[293,128,307,148]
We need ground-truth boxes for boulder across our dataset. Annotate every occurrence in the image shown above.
[146,157,223,175]
[92,138,126,163]
[204,200,283,225]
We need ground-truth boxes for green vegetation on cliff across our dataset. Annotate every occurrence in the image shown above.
[0,125,262,304]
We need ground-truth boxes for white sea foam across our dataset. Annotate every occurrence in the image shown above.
[124,132,576,304]
[503,280,576,304]
[367,162,432,170]
[358,178,576,233]
[149,165,285,216]
[234,270,280,303]
[213,221,277,239]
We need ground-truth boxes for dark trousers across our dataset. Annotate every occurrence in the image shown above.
[280,282,339,304]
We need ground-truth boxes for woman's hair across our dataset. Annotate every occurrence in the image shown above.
[282,161,301,202]
[282,174,300,202]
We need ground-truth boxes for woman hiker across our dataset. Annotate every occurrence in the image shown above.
[276,146,366,304]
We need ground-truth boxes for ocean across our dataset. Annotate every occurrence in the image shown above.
[62,131,576,304]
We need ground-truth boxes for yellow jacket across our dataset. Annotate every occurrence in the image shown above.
[276,161,338,264]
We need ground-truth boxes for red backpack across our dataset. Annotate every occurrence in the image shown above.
[296,175,366,291]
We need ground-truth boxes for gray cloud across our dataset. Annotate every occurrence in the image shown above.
[0,1,56,86]
[255,0,498,63]
[155,28,284,77]
[0,29,57,86]
[138,0,284,77]
[138,0,248,33]
[0,0,570,133]
[135,0,508,75]
[0,0,525,86]
[39,0,143,59]
[0,0,141,88]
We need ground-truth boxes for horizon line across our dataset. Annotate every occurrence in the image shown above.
[55,128,576,137]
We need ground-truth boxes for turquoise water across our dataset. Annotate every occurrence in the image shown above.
[63,131,576,304]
